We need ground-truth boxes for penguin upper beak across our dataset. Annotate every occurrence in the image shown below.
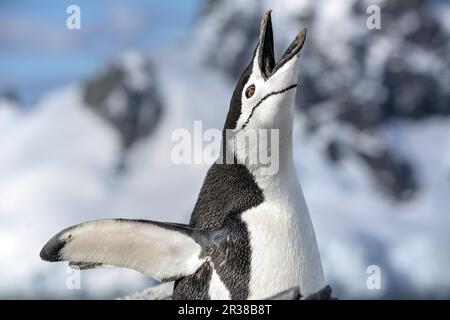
[258,11,307,79]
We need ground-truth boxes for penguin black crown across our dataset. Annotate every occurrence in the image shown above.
[40,11,332,300]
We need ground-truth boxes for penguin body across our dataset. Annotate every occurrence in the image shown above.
[40,11,326,300]
[174,11,324,299]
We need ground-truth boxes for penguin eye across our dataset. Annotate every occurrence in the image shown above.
[245,84,255,98]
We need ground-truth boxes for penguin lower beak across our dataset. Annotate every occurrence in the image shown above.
[258,10,307,78]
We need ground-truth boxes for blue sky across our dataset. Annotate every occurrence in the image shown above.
[0,0,201,105]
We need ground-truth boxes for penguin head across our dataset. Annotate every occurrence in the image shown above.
[224,11,307,134]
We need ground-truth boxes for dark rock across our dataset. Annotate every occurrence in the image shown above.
[0,89,21,105]
[382,58,449,118]
[267,287,301,300]
[83,56,163,156]
[355,147,418,201]
[326,140,342,164]
[304,285,336,300]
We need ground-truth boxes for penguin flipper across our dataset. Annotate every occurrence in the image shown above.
[40,219,209,281]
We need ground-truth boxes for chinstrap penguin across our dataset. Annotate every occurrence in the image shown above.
[40,11,332,300]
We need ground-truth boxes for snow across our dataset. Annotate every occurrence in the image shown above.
[0,49,232,298]
[119,51,153,91]
[296,116,450,298]
[0,87,153,298]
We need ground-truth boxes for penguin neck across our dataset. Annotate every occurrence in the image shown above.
[224,119,296,186]
[253,124,297,202]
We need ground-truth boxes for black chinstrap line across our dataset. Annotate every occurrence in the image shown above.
[240,83,298,130]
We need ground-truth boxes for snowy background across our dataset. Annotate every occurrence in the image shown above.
[0,0,449,299]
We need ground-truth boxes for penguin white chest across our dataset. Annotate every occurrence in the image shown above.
[242,198,325,299]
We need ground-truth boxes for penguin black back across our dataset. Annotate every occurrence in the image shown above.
[172,162,264,299]
[172,27,262,301]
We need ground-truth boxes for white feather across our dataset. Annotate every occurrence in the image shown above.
[208,266,231,300]
[56,220,206,281]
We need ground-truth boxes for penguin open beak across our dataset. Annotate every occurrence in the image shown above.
[258,11,307,79]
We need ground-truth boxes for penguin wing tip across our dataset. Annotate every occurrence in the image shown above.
[39,236,65,262]
[299,28,307,42]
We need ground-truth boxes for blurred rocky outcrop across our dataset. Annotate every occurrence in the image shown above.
[0,89,21,106]
[83,52,163,162]
[194,0,450,201]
